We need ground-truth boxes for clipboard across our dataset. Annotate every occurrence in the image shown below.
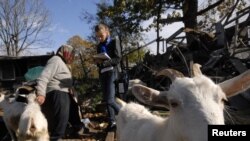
[93,52,111,60]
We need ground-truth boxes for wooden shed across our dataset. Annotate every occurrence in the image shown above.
[0,54,53,90]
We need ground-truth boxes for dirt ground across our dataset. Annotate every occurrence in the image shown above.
[64,111,111,141]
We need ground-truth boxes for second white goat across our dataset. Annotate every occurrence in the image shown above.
[117,64,250,141]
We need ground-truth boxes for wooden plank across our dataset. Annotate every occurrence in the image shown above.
[105,131,115,141]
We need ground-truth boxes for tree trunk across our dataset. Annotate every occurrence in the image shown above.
[182,0,198,45]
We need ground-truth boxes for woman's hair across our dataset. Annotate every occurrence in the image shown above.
[95,23,110,33]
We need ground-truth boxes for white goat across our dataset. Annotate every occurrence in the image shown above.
[18,92,49,141]
[0,93,26,141]
[117,64,250,141]
[0,87,49,141]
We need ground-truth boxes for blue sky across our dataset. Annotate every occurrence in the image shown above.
[40,0,202,55]
[43,0,99,53]
[41,0,250,55]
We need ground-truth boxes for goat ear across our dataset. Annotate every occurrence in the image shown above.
[219,70,250,97]
[0,93,3,98]
[132,84,169,108]
[191,63,202,77]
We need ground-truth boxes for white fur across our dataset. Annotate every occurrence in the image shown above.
[117,75,226,141]
[0,93,26,141]
[18,93,49,141]
[0,92,49,141]
[128,79,146,90]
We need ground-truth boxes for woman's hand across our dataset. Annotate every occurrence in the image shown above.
[36,95,45,105]
[69,87,75,96]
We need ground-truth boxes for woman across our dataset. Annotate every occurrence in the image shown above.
[94,23,121,131]
[35,45,82,140]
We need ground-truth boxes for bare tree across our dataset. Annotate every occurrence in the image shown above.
[0,0,50,56]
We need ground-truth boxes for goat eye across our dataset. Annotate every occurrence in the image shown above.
[221,98,228,105]
[170,101,179,108]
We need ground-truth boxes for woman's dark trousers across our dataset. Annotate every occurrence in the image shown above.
[100,70,121,123]
[42,90,70,141]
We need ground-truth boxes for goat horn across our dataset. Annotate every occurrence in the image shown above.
[116,97,126,107]
[191,63,202,77]
[156,68,184,81]
[219,69,250,97]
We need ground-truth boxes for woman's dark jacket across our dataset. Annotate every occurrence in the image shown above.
[96,37,121,73]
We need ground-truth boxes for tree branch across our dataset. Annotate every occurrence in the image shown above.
[197,0,225,16]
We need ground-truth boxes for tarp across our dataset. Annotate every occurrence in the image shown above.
[24,66,44,81]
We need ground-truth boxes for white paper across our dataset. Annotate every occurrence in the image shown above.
[93,52,111,60]
[101,66,113,73]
